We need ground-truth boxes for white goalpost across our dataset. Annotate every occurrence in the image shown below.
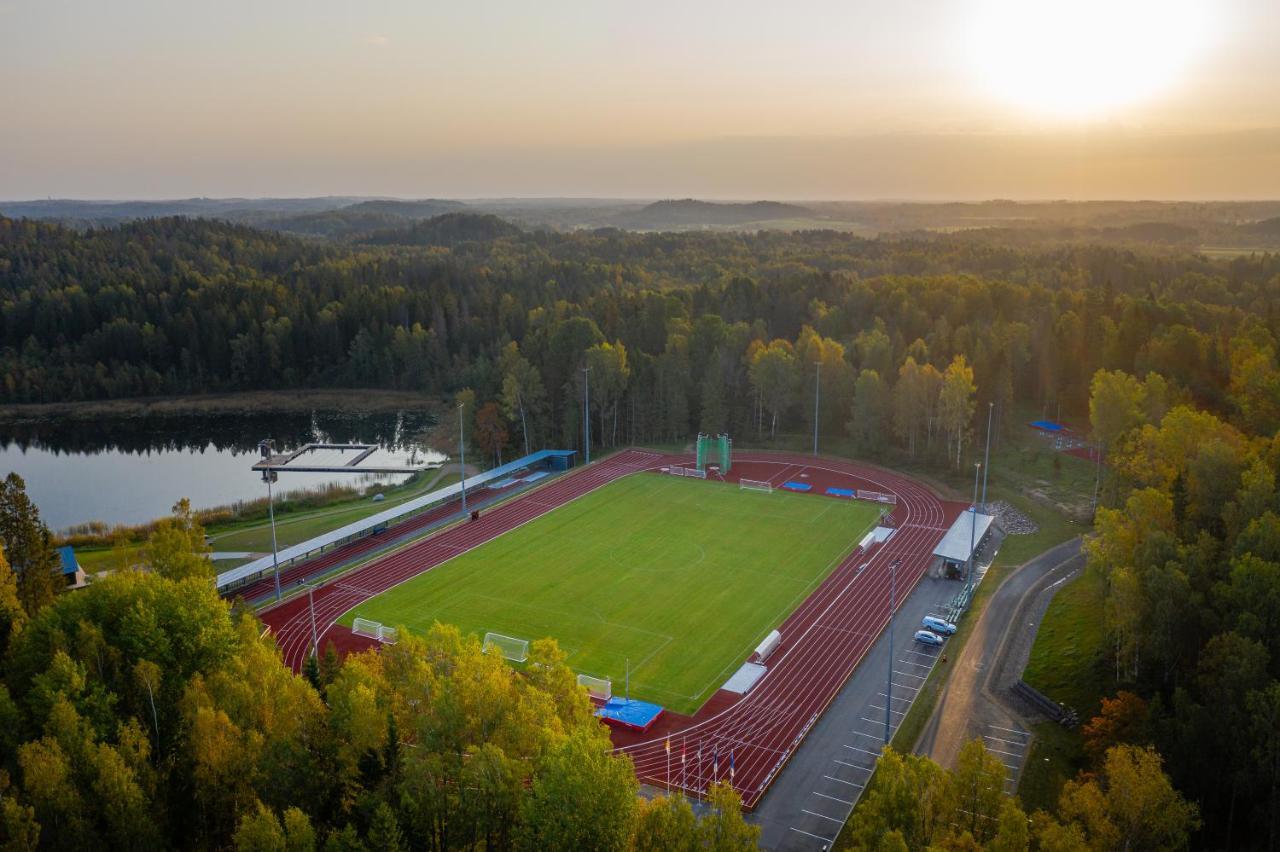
[739,478,773,494]
[576,673,612,701]
[668,466,707,479]
[378,625,398,644]
[483,632,530,663]
[352,617,382,639]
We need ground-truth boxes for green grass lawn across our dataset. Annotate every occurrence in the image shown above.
[339,473,884,714]
[208,470,461,552]
[1018,566,1109,812]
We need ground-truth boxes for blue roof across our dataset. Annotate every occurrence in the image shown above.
[1029,420,1065,432]
[56,546,79,575]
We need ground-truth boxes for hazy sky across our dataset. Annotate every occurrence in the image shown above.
[3,0,1279,199]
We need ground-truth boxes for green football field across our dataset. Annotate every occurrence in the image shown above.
[338,473,884,714]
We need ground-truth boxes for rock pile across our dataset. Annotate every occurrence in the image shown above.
[989,500,1038,535]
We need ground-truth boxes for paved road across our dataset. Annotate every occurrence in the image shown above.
[750,572,959,850]
[914,537,1083,789]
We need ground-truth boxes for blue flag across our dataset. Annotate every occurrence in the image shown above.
[730,749,735,781]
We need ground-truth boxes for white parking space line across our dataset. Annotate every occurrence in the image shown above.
[987,723,1027,735]
[983,734,1027,747]
[802,809,844,823]
[893,669,927,679]
[790,827,835,843]
[984,745,1025,758]
[814,791,854,806]
[834,758,873,770]
[845,744,882,757]
[824,775,864,788]
[852,730,887,741]
[869,704,907,716]
[877,692,913,703]
[904,648,938,659]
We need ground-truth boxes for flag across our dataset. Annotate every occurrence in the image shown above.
[730,750,735,781]
[713,747,719,776]
[664,737,670,754]
[681,740,686,765]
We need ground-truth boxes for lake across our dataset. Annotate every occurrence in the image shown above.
[0,409,444,531]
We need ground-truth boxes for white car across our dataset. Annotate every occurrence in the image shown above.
[922,615,957,635]
[913,629,946,646]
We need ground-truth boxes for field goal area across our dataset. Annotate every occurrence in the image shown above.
[352,617,398,644]
[576,673,613,701]
[483,632,530,662]
[739,478,773,494]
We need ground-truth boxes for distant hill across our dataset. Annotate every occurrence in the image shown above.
[0,197,367,225]
[359,212,523,246]
[610,199,816,230]
[1241,216,1280,237]
[341,199,467,218]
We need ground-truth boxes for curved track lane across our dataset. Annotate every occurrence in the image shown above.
[256,449,947,809]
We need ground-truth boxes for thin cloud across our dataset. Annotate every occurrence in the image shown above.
[363,35,391,47]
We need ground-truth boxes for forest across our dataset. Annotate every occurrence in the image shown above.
[2,214,1279,465]
[3,213,1280,847]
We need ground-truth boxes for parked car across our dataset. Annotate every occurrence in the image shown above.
[914,629,946,646]
[922,615,957,635]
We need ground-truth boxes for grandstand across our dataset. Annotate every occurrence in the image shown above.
[216,449,576,593]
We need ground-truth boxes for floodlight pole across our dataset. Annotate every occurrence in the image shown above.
[1091,440,1103,519]
[981,402,993,512]
[966,463,981,598]
[304,581,319,659]
[886,558,900,744]
[261,437,283,603]
[458,403,467,515]
[582,366,591,465]
[812,361,822,456]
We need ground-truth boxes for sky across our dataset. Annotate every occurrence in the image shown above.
[2,0,1279,200]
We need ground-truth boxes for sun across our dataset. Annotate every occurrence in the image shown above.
[968,0,1211,119]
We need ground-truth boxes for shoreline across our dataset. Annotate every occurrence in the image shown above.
[0,388,441,422]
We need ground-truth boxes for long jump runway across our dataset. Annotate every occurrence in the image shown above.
[254,449,950,810]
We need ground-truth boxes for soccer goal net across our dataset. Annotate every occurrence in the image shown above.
[378,625,398,644]
[576,673,612,701]
[483,632,530,662]
[352,617,383,639]
[740,478,773,494]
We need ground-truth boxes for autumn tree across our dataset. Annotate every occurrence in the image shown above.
[474,402,510,467]
[749,340,797,439]
[145,498,213,580]
[938,354,977,467]
[848,368,891,455]
[0,474,58,616]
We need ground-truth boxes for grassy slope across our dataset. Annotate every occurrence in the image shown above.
[339,473,883,714]
[1016,567,1108,813]
[73,470,463,573]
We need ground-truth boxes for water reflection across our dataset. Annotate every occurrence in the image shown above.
[0,409,443,531]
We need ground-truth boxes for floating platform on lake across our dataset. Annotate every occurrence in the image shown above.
[252,443,440,475]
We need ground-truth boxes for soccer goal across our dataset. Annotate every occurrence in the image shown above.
[576,673,612,701]
[378,625,398,645]
[483,632,530,663]
[739,478,773,494]
[352,617,383,639]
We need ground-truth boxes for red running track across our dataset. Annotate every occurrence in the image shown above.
[256,449,950,810]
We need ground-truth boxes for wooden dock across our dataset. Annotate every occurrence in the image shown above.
[252,443,441,475]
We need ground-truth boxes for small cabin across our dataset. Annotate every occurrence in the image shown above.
[56,546,89,590]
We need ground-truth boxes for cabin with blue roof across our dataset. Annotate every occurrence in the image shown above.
[56,546,88,590]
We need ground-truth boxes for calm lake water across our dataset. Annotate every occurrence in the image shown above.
[0,410,444,531]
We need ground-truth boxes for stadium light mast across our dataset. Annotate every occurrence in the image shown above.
[260,438,282,603]
[981,401,993,512]
[812,361,822,456]
[885,558,900,744]
[458,403,468,515]
[582,366,591,465]
[966,462,981,598]
[302,580,320,659]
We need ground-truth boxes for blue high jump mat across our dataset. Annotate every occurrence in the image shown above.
[783,481,812,492]
[492,477,519,488]
[596,697,664,731]
[826,487,855,498]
